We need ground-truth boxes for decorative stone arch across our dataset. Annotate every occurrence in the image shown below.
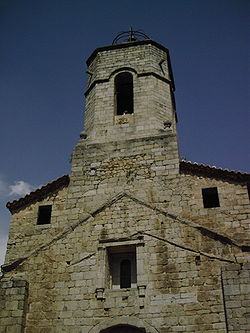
[87,317,159,333]
[109,67,138,80]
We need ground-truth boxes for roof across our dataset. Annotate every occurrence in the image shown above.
[6,175,70,214]
[180,160,250,184]
[6,162,249,214]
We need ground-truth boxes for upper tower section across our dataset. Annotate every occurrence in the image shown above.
[82,31,176,144]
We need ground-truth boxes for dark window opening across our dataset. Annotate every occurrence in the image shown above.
[37,205,52,225]
[115,72,134,115]
[247,183,250,200]
[108,245,137,289]
[195,255,201,266]
[120,259,131,288]
[202,187,220,208]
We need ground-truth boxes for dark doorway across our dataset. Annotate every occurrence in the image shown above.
[100,324,145,333]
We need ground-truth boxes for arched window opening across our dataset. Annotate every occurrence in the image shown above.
[115,72,134,115]
[120,259,131,288]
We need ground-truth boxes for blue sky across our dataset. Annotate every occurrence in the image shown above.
[0,0,249,264]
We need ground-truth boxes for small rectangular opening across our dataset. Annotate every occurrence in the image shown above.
[202,187,220,208]
[37,205,52,225]
[108,245,137,289]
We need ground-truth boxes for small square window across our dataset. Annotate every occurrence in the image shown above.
[108,245,137,289]
[37,205,52,225]
[202,187,220,208]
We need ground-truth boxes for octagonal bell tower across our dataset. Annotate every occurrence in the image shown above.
[81,31,177,144]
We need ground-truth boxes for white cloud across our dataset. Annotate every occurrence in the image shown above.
[9,181,35,196]
[0,177,36,269]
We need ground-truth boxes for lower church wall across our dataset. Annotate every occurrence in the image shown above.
[1,263,249,332]
[0,277,28,333]
[222,263,250,332]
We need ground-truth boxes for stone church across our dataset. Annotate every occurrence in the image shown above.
[1,31,249,333]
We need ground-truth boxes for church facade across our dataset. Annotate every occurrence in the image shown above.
[1,34,250,333]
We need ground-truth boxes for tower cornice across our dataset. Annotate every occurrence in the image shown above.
[86,39,169,66]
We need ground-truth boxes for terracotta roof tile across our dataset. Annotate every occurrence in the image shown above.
[6,175,70,214]
[180,160,250,184]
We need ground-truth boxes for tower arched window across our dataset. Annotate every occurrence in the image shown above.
[120,259,131,288]
[115,72,134,115]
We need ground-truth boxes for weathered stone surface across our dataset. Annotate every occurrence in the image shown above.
[0,278,28,333]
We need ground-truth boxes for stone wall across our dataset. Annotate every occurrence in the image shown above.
[222,263,250,332]
[1,181,249,332]
[4,187,68,265]
[0,277,28,333]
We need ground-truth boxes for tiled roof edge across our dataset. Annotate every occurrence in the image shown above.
[6,175,70,214]
[180,160,250,184]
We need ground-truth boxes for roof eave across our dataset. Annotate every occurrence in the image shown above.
[6,175,70,214]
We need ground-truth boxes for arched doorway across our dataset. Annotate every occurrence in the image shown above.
[100,325,145,333]
[88,316,158,333]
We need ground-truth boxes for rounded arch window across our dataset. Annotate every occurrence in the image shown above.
[115,72,134,115]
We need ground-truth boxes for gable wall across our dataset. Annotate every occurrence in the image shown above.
[2,172,249,332]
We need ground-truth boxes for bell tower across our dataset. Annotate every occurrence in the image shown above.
[81,30,177,144]
[70,31,180,189]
